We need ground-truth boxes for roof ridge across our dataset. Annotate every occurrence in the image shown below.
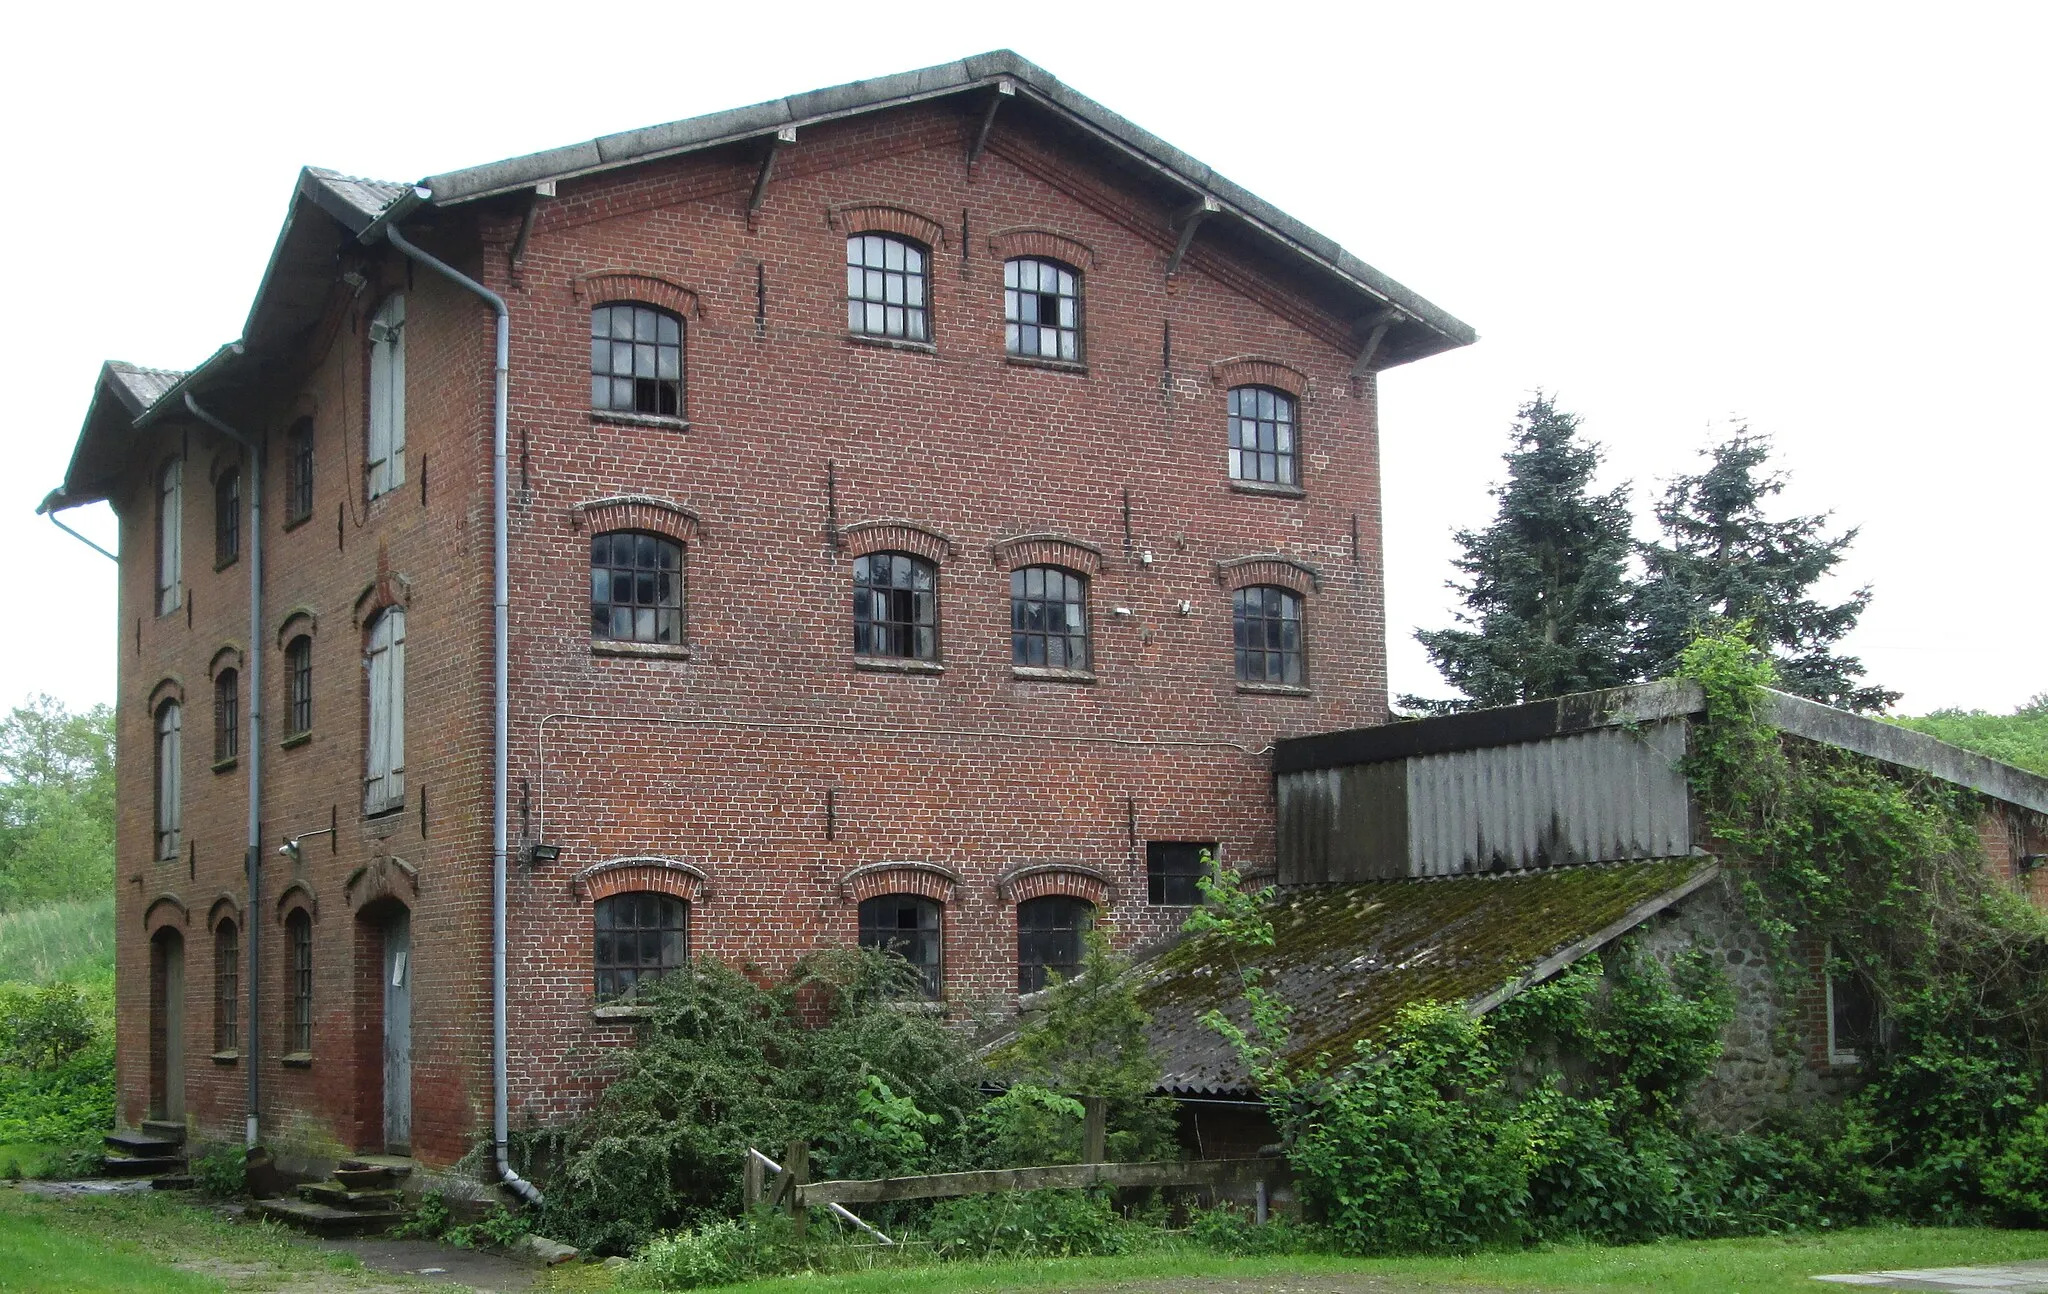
[106,361,188,378]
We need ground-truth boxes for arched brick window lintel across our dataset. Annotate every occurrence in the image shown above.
[206,894,242,932]
[840,861,960,905]
[828,201,949,250]
[275,607,319,650]
[990,533,1102,575]
[839,519,956,562]
[574,857,710,904]
[572,271,702,320]
[988,226,1096,269]
[1000,863,1112,906]
[1215,555,1321,595]
[148,677,186,711]
[274,880,318,925]
[1213,357,1311,400]
[143,893,189,935]
[344,857,419,913]
[207,644,244,681]
[570,495,702,543]
[351,571,411,631]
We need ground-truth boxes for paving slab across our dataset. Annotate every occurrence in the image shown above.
[320,1235,541,1291]
[1814,1260,2048,1291]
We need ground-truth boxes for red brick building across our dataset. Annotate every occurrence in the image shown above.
[44,52,1473,1179]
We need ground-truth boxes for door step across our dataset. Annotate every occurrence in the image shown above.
[104,1131,182,1157]
[298,1182,404,1211]
[253,1196,403,1237]
[100,1154,185,1177]
[140,1120,188,1144]
[150,1174,195,1191]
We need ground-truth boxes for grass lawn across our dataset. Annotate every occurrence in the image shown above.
[0,898,114,987]
[684,1227,2048,1294]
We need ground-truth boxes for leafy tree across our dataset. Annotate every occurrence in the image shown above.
[1632,434,1897,712]
[1406,395,1637,712]
[1894,694,2048,776]
[0,696,115,911]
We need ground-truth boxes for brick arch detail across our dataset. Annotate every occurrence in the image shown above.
[344,857,419,913]
[207,644,243,681]
[989,533,1103,576]
[828,201,949,251]
[275,880,318,924]
[206,893,242,932]
[1214,554,1322,595]
[570,495,702,543]
[840,861,961,905]
[987,227,1097,270]
[572,270,703,321]
[1001,863,1111,907]
[351,552,411,629]
[574,857,711,905]
[143,892,189,935]
[147,677,185,711]
[1211,357,1311,400]
[839,519,956,562]
[275,607,318,649]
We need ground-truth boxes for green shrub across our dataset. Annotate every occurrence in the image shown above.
[190,1146,247,1199]
[446,1203,532,1249]
[393,1189,451,1239]
[923,1189,1133,1261]
[0,982,97,1070]
[1984,1104,2048,1224]
[1184,1202,1328,1255]
[0,1039,112,1145]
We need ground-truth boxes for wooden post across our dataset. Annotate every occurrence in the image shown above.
[1081,1096,1107,1164]
[744,1150,764,1208]
[785,1139,809,1240]
[1255,1178,1269,1225]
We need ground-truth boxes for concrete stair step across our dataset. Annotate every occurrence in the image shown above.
[101,1154,185,1177]
[140,1121,188,1143]
[104,1131,182,1156]
[253,1196,402,1237]
[342,1155,414,1179]
[150,1174,195,1191]
[298,1182,405,1211]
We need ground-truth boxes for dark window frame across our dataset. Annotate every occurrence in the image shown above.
[590,302,685,418]
[1010,566,1090,670]
[154,699,181,861]
[590,530,687,645]
[214,467,240,567]
[857,894,943,999]
[853,551,940,661]
[285,418,315,525]
[1018,895,1094,994]
[1003,257,1083,362]
[286,909,312,1054]
[214,920,239,1053]
[285,636,313,738]
[846,233,931,342]
[1228,385,1300,487]
[1233,585,1306,685]
[213,669,239,764]
[593,891,688,1001]
[1147,841,1216,906]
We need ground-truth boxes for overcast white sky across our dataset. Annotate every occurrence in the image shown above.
[3,2,2040,718]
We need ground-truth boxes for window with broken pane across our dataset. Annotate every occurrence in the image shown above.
[846,234,929,341]
[1228,385,1298,486]
[1233,585,1304,685]
[858,894,942,999]
[853,552,938,660]
[590,303,684,417]
[1011,566,1090,669]
[1004,257,1081,361]
[594,892,687,1000]
[1018,895,1093,994]
[591,531,685,645]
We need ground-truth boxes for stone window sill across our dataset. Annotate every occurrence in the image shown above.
[846,333,936,356]
[1012,666,1097,685]
[281,512,313,533]
[1228,479,1306,500]
[592,641,692,661]
[211,1050,240,1065]
[212,756,239,775]
[280,731,312,750]
[1237,682,1312,698]
[854,657,945,676]
[1003,354,1087,376]
[591,410,689,432]
[215,555,240,573]
[592,1004,653,1023]
[280,1052,313,1069]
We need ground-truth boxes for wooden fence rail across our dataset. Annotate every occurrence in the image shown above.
[798,1157,1290,1207]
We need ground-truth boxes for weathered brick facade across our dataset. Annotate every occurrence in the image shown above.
[67,57,1474,1171]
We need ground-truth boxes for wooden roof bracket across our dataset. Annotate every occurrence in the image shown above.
[1349,306,1408,378]
[966,78,1015,176]
[1166,195,1221,279]
[748,127,799,229]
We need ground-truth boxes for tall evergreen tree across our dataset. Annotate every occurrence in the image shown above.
[1631,432,1897,712]
[1405,395,1637,712]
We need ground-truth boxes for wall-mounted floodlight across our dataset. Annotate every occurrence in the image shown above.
[523,843,562,866]
[277,825,337,863]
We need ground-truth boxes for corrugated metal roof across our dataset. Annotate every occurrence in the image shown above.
[1135,858,1716,1093]
[103,362,186,414]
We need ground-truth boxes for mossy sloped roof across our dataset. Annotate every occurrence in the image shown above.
[1136,858,1715,1093]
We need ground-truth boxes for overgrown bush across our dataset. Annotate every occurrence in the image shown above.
[0,979,112,1146]
[923,1188,1134,1260]
[191,1147,247,1199]
[633,1210,804,1289]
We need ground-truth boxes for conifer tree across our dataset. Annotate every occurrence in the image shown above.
[1406,395,1637,712]
[1631,432,1897,712]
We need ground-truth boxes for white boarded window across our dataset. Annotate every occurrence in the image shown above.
[154,700,181,859]
[367,294,406,498]
[156,459,182,615]
[364,608,406,814]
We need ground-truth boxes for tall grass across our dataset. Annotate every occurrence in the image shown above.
[0,898,113,989]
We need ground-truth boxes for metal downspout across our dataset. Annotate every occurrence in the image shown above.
[382,223,541,1204]
[182,392,264,1148]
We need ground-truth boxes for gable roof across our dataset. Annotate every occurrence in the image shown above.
[39,362,192,514]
